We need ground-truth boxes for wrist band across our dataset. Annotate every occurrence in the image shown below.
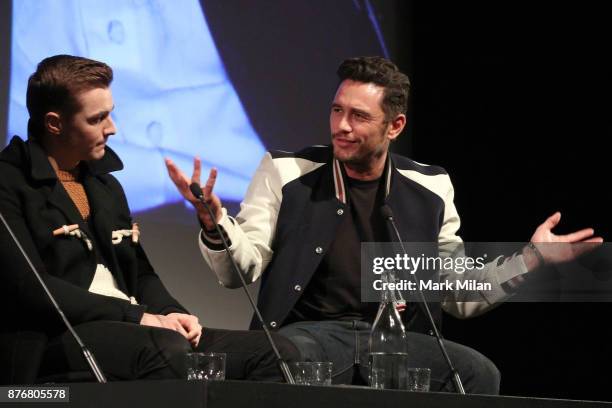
[527,242,546,266]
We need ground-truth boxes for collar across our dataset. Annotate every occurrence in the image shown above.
[332,153,393,205]
[0,136,124,181]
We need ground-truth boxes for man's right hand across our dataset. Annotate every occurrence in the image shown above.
[140,312,203,347]
[165,157,223,231]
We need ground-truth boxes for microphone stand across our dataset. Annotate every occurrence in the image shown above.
[0,211,107,383]
[189,183,295,385]
[381,205,465,394]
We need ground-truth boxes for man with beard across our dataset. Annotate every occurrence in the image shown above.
[166,56,601,392]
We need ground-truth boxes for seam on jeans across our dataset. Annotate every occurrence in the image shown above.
[354,325,360,366]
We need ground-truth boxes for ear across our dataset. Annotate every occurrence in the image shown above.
[386,113,407,141]
[44,112,63,136]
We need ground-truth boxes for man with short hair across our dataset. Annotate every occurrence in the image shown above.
[167,56,601,392]
[0,54,298,382]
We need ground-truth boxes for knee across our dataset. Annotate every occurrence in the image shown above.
[272,332,302,363]
[277,327,326,362]
[143,328,192,379]
[152,328,192,357]
[463,351,501,395]
[479,354,501,395]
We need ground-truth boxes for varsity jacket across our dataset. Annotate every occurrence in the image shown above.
[199,145,528,332]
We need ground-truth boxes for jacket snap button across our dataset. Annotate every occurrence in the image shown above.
[294,285,302,292]
[270,321,277,328]
[315,246,323,254]
[337,208,344,215]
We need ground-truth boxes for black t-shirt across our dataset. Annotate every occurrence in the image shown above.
[287,176,388,323]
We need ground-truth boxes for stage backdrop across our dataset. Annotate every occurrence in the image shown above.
[1,0,410,331]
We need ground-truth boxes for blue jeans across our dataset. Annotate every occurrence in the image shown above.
[279,320,500,394]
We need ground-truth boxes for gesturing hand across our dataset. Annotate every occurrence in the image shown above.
[165,156,223,231]
[525,212,604,269]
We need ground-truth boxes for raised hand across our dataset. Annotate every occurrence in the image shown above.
[165,157,223,231]
[525,212,604,269]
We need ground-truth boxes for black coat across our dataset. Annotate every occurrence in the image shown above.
[0,136,186,337]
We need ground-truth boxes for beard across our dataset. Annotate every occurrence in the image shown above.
[332,137,388,169]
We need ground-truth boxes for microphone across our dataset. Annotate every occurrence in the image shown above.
[380,204,465,394]
[0,211,107,383]
[189,183,295,385]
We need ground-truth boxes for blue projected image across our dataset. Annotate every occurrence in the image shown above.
[8,0,266,212]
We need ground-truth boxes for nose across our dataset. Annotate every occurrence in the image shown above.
[337,113,352,133]
[105,115,117,136]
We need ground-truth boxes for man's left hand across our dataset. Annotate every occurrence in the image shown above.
[166,313,203,348]
[525,212,604,270]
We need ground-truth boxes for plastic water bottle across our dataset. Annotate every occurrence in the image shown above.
[368,271,409,389]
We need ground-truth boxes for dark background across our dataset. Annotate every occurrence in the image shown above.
[2,0,611,400]
[410,2,612,400]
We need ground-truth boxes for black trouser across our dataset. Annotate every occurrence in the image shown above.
[39,321,300,381]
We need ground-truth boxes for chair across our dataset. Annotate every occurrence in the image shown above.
[0,331,47,385]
